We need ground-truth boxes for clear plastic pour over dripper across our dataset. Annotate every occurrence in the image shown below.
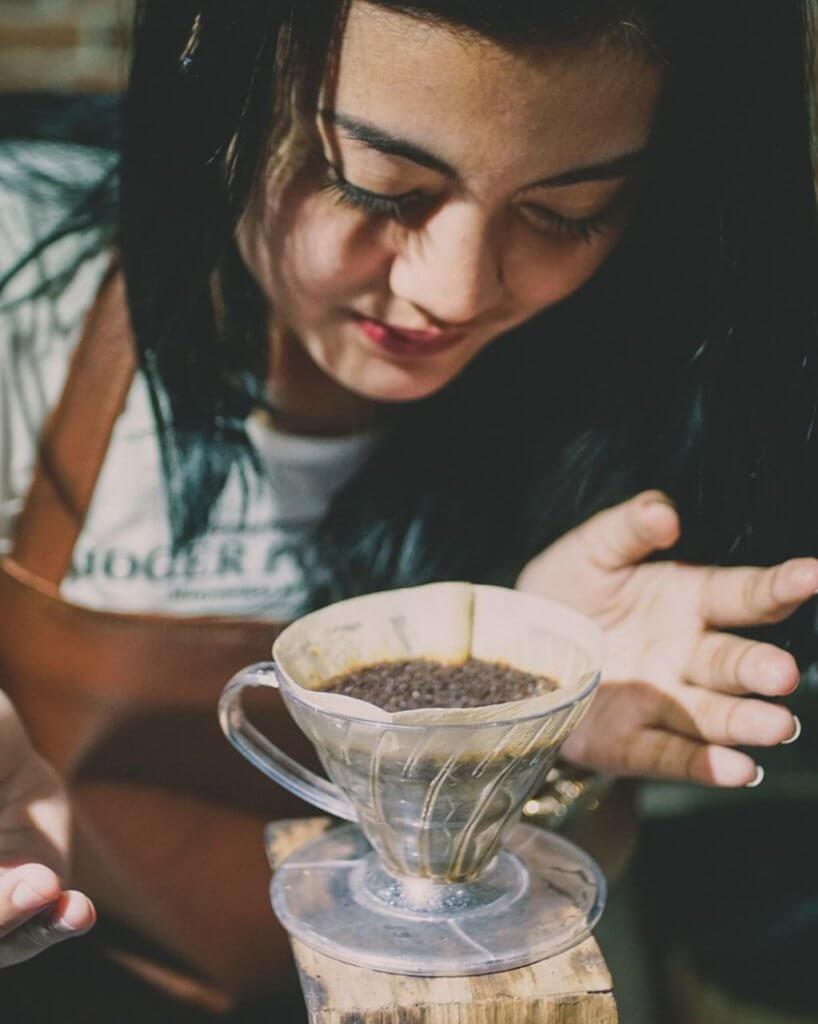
[220,582,606,976]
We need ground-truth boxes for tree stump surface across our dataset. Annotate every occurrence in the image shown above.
[268,817,618,1024]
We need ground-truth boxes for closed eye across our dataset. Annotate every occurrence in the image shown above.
[320,165,423,223]
[321,163,618,243]
[519,203,617,243]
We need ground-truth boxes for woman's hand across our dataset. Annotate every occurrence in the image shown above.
[516,491,815,786]
[0,691,95,966]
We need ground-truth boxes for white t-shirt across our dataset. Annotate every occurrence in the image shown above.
[0,142,376,619]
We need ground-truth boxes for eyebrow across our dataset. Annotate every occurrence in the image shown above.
[321,110,456,177]
[320,110,648,189]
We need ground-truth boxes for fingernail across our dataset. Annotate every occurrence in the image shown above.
[51,917,79,934]
[781,716,802,745]
[11,882,48,912]
[745,765,765,788]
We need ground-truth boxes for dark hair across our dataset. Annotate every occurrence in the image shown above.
[5,2,818,632]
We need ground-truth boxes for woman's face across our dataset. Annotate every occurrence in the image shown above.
[238,2,662,407]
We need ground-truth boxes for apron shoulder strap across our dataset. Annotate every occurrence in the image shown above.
[11,261,138,585]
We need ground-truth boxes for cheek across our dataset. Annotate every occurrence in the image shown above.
[508,228,624,312]
[264,190,391,310]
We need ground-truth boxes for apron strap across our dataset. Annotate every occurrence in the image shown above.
[11,261,138,585]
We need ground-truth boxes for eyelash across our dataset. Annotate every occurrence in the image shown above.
[521,205,614,244]
[321,165,614,243]
[320,167,419,223]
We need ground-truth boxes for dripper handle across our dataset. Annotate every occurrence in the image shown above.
[219,661,358,823]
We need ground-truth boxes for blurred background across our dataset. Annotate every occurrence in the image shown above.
[0,0,130,92]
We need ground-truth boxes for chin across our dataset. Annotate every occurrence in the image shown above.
[308,341,467,404]
[343,370,455,404]
[325,355,462,403]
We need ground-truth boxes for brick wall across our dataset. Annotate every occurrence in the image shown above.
[0,0,132,92]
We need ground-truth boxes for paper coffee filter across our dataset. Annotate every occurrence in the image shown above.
[272,582,602,727]
[396,585,602,726]
[272,582,474,722]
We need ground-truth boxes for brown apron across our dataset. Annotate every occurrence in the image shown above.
[0,267,319,1012]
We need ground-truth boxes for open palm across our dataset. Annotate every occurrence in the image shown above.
[517,491,813,786]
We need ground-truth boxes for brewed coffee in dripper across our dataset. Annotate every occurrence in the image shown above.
[220,582,605,976]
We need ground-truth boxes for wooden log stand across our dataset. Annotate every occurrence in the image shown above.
[267,818,618,1024]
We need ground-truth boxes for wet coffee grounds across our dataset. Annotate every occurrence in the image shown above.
[322,657,555,713]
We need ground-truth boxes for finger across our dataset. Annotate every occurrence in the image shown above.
[701,558,818,628]
[47,889,96,936]
[0,863,60,939]
[577,490,680,572]
[0,900,88,969]
[686,634,800,696]
[621,729,760,786]
[660,685,798,748]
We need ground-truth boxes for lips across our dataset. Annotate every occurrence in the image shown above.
[351,314,466,357]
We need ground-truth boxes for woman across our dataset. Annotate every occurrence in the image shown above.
[1,0,816,1019]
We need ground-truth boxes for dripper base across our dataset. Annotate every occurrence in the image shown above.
[353,848,524,919]
[269,822,605,977]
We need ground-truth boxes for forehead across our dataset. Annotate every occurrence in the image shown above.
[325,2,662,182]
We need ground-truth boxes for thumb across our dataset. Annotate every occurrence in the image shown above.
[577,490,680,571]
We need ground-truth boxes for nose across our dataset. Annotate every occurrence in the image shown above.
[388,202,504,327]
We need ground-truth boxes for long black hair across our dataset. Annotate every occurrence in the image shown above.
[4,1,818,624]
